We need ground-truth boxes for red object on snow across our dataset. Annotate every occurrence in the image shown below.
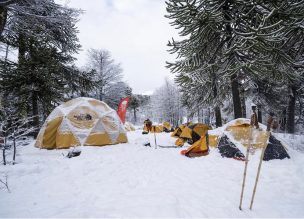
[180,150,188,155]
[117,97,130,124]
[233,156,246,161]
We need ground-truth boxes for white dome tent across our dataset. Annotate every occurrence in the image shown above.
[35,97,127,149]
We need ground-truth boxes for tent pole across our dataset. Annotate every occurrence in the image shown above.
[249,132,270,210]
[239,127,252,210]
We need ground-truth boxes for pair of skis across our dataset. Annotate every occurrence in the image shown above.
[239,128,269,210]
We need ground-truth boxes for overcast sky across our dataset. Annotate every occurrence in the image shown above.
[57,0,179,95]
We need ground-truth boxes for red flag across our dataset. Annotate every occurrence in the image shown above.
[117,97,130,124]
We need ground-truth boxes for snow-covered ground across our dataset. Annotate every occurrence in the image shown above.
[1,130,304,217]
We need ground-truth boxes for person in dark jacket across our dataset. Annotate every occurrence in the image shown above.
[250,105,259,129]
[267,112,278,132]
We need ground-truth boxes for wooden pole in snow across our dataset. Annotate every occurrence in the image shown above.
[239,127,253,210]
[249,132,270,210]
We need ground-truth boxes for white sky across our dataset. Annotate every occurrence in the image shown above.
[57,0,179,94]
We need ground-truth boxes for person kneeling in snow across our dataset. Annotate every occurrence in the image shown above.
[142,119,152,134]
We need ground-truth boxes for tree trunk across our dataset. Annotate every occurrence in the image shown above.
[133,108,137,124]
[18,33,26,65]
[231,74,243,119]
[13,137,16,165]
[204,108,210,125]
[257,105,262,123]
[0,6,7,36]
[215,106,222,127]
[280,109,287,131]
[32,92,39,136]
[223,1,243,119]
[240,87,246,118]
[287,86,297,134]
[2,148,6,165]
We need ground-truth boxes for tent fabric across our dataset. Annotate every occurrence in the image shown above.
[175,138,185,147]
[171,125,186,138]
[263,134,290,161]
[225,123,269,149]
[150,125,163,133]
[208,134,219,147]
[163,122,172,132]
[178,123,212,145]
[217,135,246,161]
[35,97,127,149]
[181,135,209,157]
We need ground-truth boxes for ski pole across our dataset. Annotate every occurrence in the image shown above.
[249,132,269,210]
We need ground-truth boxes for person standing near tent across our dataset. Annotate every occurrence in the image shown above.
[250,105,259,129]
[267,112,279,132]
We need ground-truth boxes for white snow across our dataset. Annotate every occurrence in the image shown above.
[0,130,304,217]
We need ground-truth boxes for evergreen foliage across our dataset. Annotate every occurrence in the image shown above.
[166,0,304,132]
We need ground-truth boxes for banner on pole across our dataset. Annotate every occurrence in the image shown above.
[117,97,130,124]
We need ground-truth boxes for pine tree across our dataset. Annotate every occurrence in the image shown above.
[0,0,82,131]
[166,0,304,131]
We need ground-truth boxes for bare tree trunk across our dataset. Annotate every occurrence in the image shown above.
[215,106,222,127]
[280,109,287,131]
[241,87,246,118]
[133,108,137,124]
[13,136,16,164]
[2,148,6,165]
[257,105,262,123]
[32,92,39,137]
[287,86,296,134]
[0,6,7,36]
[231,74,243,119]
[223,0,242,119]
[18,33,26,65]
[205,108,211,125]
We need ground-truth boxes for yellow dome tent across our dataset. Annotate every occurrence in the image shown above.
[35,97,128,149]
